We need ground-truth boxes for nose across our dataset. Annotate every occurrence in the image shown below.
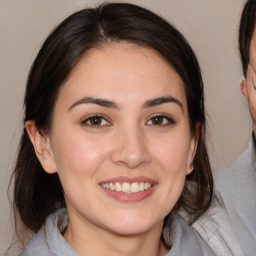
[110,126,151,169]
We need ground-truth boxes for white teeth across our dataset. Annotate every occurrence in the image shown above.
[110,183,115,190]
[101,182,152,193]
[122,182,130,193]
[115,182,122,192]
[131,182,139,193]
[139,182,145,191]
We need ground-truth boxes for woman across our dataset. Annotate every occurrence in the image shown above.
[11,2,214,256]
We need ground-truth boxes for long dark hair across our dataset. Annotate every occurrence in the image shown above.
[11,2,213,246]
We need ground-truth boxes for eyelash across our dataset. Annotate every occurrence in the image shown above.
[146,114,175,126]
[81,114,175,128]
[81,115,111,127]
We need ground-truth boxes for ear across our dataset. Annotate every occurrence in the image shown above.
[240,79,249,101]
[186,122,200,175]
[25,120,57,174]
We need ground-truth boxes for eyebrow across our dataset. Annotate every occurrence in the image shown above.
[142,96,183,111]
[68,97,120,111]
[68,96,183,112]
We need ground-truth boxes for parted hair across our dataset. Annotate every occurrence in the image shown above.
[239,0,256,77]
[11,2,213,247]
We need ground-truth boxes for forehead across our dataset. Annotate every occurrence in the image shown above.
[59,43,186,104]
[73,43,177,79]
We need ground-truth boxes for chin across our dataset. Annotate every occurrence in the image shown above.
[102,214,163,236]
[107,224,154,236]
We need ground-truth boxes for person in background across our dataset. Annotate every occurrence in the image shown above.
[193,1,256,255]
[217,0,256,254]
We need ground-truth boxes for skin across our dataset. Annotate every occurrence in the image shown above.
[26,43,198,256]
[240,28,256,136]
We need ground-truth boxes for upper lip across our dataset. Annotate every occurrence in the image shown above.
[99,176,157,185]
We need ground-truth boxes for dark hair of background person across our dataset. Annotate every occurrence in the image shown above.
[239,0,256,77]
[10,2,213,247]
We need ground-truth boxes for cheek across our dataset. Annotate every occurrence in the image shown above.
[149,133,192,214]
[151,133,192,175]
[150,130,192,198]
[249,93,256,109]
[248,92,256,121]
[51,132,110,177]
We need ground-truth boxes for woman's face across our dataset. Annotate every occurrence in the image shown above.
[38,43,197,236]
[243,28,256,134]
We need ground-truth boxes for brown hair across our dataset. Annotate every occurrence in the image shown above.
[11,2,213,246]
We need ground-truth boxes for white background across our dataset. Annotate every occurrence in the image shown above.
[0,0,249,254]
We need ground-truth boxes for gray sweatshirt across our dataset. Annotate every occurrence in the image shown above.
[19,208,215,256]
[217,135,256,255]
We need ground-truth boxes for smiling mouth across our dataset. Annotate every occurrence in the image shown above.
[100,182,153,194]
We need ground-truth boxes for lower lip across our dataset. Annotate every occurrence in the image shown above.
[100,186,156,202]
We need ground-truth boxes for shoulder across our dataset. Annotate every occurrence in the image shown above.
[192,196,245,256]
[214,136,256,255]
[217,135,256,206]
[217,137,255,193]
[19,208,78,256]
[18,227,52,256]
[164,214,215,256]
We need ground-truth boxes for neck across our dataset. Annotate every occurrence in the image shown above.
[64,217,168,256]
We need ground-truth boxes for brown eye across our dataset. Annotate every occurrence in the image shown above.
[90,116,103,125]
[146,115,175,126]
[81,115,109,127]
[151,116,164,125]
